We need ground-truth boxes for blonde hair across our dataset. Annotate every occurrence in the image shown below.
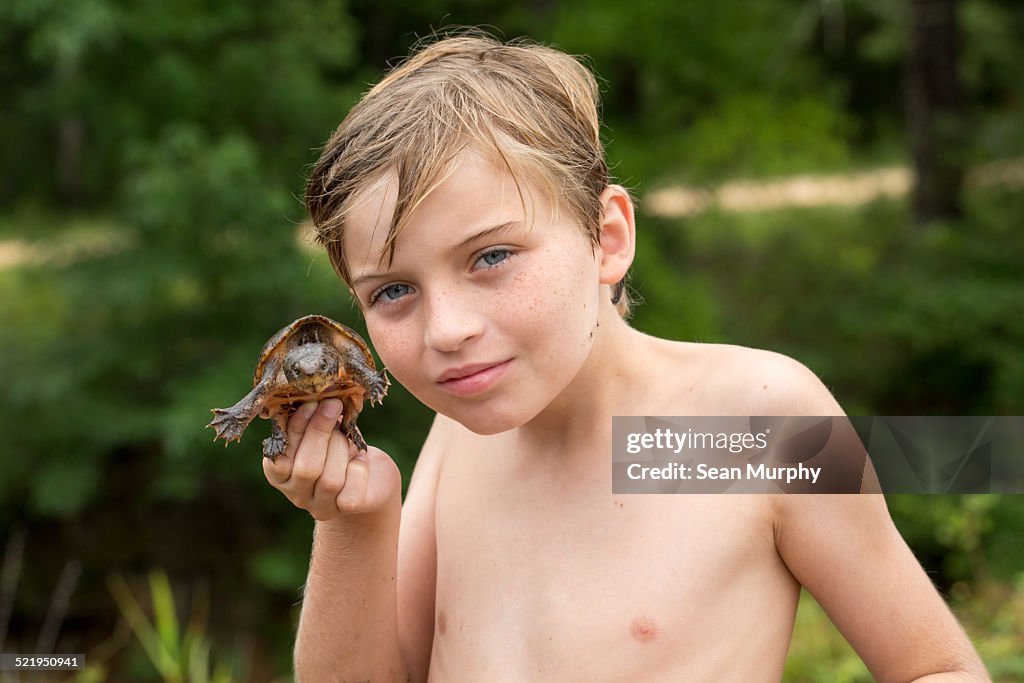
[305,31,632,316]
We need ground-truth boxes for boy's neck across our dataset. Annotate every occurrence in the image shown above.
[514,309,653,468]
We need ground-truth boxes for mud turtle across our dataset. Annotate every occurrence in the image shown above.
[207,315,389,460]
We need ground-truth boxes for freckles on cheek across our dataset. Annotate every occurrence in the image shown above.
[512,264,584,356]
[509,269,558,330]
[368,323,417,376]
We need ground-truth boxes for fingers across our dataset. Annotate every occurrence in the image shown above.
[336,449,371,513]
[262,400,319,487]
[289,399,343,486]
[286,401,321,455]
[262,399,395,521]
[309,431,360,514]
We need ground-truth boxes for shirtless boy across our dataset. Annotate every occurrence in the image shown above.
[264,34,990,682]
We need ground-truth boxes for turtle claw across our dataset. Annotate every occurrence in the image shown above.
[207,408,250,443]
[262,433,287,461]
[343,423,368,452]
[367,370,390,407]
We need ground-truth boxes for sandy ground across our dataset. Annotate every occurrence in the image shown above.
[0,241,31,269]
[644,157,1024,218]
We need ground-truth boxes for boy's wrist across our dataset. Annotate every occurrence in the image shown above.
[315,494,401,543]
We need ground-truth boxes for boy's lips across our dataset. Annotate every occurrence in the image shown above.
[436,360,512,396]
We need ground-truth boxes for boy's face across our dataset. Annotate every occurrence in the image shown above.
[343,150,603,434]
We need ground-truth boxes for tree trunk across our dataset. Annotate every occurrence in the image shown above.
[905,0,965,225]
[57,116,85,203]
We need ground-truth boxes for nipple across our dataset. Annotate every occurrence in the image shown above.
[630,616,658,642]
[437,611,448,636]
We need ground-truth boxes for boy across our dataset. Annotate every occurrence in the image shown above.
[264,33,989,682]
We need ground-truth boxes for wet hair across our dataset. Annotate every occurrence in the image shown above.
[305,30,632,316]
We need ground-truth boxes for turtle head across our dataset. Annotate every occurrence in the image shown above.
[283,342,341,393]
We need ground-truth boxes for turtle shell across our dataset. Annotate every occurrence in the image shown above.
[253,314,376,386]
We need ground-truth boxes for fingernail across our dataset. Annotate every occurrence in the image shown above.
[299,402,319,418]
[319,399,342,417]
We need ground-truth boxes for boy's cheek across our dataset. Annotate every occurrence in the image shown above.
[363,323,413,373]
[375,331,412,363]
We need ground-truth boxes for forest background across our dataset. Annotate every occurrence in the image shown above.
[1,0,1022,680]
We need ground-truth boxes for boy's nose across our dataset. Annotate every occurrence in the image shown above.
[423,293,485,353]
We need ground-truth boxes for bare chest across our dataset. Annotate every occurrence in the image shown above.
[430,444,799,682]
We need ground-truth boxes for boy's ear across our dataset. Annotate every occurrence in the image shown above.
[597,185,636,286]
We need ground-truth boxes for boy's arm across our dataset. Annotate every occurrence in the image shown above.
[775,493,989,682]
[265,399,440,682]
[294,486,404,682]
[764,358,989,682]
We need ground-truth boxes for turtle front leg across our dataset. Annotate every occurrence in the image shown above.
[208,383,267,444]
[339,396,368,452]
[342,347,390,406]
[262,410,291,461]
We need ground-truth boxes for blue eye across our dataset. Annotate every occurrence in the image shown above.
[476,248,512,269]
[370,283,411,306]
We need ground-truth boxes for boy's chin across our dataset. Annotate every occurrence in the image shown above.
[449,414,518,437]
[439,404,534,437]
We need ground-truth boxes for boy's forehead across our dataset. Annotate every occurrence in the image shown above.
[342,169,403,276]
[343,150,548,269]
[346,171,400,252]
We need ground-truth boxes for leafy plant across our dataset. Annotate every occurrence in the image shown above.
[107,572,240,683]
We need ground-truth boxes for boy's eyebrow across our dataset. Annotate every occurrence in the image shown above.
[350,221,523,289]
[451,220,522,252]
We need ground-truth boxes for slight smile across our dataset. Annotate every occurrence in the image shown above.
[437,360,512,397]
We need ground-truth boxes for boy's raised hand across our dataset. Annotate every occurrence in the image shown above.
[263,398,401,521]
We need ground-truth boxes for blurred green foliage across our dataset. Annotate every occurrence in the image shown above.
[1,0,1023,679]
[107,571,238,683]
[786,580,1024,681]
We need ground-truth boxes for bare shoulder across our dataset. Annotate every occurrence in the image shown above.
[649,337,844,416]
[407,413,452,490]
[413,410,490,464]
[421,411,496,455]
[396,411,462,678]
[397,408,504,678]
[648,339,856,505]
[418,411,460,455]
